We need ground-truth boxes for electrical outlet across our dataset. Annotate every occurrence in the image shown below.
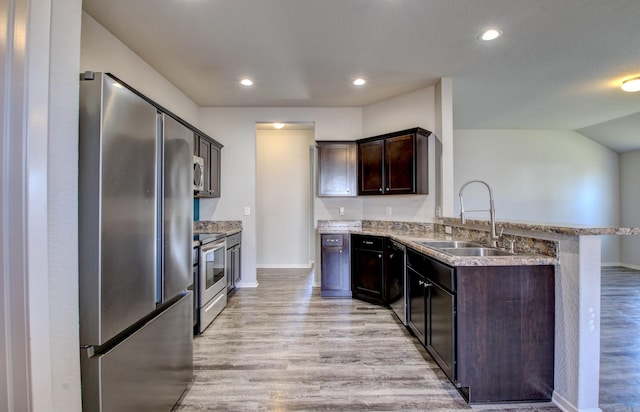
[445,225,452,234]
[244,207,251,216]
[339,207,345,215]
[386,207,392,216]
[435,206,442,217]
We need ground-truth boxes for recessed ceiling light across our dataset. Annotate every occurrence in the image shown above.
[353,78,366,86]
[479,29,501,41]
[621,76,640,92]
[240,78,253,86]
[273,123,285,129]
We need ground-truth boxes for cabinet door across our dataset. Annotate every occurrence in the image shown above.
[198,137,212,195]
[351,246,385,304]
[209,144,221,198]
[317,142,356,197]
[232,245,241,285]
[197,136,221,198]
[407,265,426,345]
[427,283,456,381]
[385,134,415,194]
[321,234,350,297]
[357,140,384,195]
[226,247,233,290]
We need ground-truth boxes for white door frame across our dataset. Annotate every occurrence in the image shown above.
[1,0,53,410]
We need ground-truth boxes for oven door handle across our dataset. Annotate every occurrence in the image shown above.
[201,240,226,253]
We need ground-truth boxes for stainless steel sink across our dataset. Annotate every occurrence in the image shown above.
[439,247,514,257]
[418,240,481,248]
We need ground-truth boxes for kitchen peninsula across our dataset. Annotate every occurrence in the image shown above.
[317,218,640,410]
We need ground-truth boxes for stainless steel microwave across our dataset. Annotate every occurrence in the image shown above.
[193,155,204,192]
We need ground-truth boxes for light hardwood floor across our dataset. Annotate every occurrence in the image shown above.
[600,266,640,412]
[175,268,559,411]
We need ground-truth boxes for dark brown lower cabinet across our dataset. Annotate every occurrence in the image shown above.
[320,234,351,297]
[407,262,427,345]
[407,249,456,380]
[351,234,386,305]
[406,247,555,404]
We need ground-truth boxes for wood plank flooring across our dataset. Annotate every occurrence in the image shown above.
[600,266,640,412]
[175,268,558,411]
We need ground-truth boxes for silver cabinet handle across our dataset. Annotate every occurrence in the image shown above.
[379,188,383,192]
[363,241,374,245]
[378,254,382,258]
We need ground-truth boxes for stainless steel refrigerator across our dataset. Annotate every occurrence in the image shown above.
[78,72,193,411]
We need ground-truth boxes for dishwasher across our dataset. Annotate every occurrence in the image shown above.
[388,240,407,325]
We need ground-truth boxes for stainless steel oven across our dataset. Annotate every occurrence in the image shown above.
[197,234,227,334]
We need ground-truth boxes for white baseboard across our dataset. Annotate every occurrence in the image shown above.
[257,264,313,269]
[235,280,258,288]
[552,391,602,412]
[600,262,621,267]
[601,262,640,271]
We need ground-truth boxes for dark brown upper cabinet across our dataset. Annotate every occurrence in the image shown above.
[356,127,431,195]
[316,141,356,197]
[194,133,222,198]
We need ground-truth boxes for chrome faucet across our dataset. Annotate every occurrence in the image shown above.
[459,180,499,247]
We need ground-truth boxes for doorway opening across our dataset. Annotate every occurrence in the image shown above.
[256,122,315,269]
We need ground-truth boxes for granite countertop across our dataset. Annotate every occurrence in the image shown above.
[192,220,243,247]
[193,220,242,236]
[318,224,557,267]
[194,227,242,236]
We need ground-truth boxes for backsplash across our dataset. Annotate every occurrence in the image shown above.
[434,224,558,257]
[362,220,435,235]
[318,219,557,257]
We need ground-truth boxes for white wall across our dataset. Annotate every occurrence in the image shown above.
[49,0,83,410]
[256,129,315,267]
[454,129,621,263]
[361,86,440,222]
[80,12,199,125]
[362,87,436,137]
[620,150,640,269]
[197,108,362,286]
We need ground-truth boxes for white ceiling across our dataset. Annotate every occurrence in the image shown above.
[82,0,640,152]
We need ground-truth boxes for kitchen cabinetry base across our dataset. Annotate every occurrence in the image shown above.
[320,233,351,297]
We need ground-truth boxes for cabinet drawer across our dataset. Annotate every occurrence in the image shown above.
[322,234,344,247]
[424,257,455,292]
[226,232,241,245]
[352,235,383,250]
[407,248,455,292]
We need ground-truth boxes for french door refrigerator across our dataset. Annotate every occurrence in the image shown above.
[79,72,193,411]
